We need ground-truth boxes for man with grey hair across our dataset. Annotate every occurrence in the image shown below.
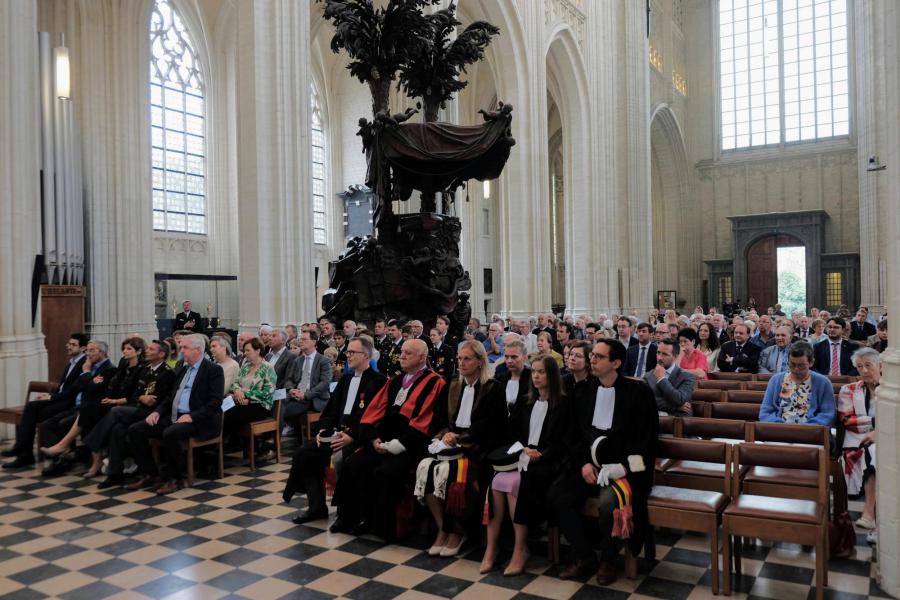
[266,329,298,389]
[127,333,224,494]
[175,300,202,332]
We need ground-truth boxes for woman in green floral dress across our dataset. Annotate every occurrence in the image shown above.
[225,337,276,436]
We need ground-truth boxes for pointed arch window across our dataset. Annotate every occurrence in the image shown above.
[311,86,327,245]
[150,0,206,234]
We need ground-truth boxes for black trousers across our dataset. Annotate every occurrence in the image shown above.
[39,409,77,450]
[223,403,271,437]
[84,406,150,475]
[283,440,333,515]
[333,447,417,541]
[548,471,620,563]
[13,399,70,458]
[127,416,199,481]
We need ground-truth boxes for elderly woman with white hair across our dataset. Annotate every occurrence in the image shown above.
[837,347,881,539]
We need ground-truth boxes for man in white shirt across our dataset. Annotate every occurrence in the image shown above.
[266,329,298,389]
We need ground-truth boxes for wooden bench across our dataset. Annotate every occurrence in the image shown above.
[0,381,58,427]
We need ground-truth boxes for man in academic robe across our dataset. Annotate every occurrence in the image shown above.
[2,334,88,469]
[283,336,386,523]
[174,300,202,332]
[548,339,658,586]
[331,339,445,540]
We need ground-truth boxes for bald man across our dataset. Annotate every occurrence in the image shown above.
[331,339,446,540]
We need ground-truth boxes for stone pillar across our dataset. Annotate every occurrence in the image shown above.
[496,1,551,319]
[873,1,900,594]
[585,0,620,316]
[0,0,49,422]
[235,0,315,330]
[623,0,653,315]
[76,0,158,350]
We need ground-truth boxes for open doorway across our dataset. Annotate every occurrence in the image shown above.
[777,246,806,315]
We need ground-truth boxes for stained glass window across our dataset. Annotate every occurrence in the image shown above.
[311,86,327,245]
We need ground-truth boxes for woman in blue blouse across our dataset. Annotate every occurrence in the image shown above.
[759,342,836,426]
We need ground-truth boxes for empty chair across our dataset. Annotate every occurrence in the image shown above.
[725,390,765,404]
[742,422,829,498]
[755,373,774,382]
[709,402,761,422]
[708,372,753,382]
[698,380,745,391]
[662,418,746,491]
[649,438,732,594]
[744,381,769,392]
[692,389,723,403]
[723,443,829,599]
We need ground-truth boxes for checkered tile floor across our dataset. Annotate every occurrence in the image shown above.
[0,441,889,600]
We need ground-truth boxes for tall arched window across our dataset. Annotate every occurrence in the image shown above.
[150,0,206,234]
[310,86,327,245]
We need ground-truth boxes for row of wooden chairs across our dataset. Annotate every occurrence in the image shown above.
[699,378,851,395]
[650,436,829,598]
[708,372,855,384]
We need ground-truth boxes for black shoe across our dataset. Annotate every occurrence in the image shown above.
[3,456,34,469]
[329,517,352,534]
[97,475,125,490]
[293,510,328,525]
[41,459,70,477]
[351,519,372,536]
[1,448,20,457]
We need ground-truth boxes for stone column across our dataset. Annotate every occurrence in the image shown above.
[76,0,158,350]
[873,1,900,594]
[0,0,49,422]
[235,0,315,330]
[585,0,620,316]
[495,0,551,319]
[623,0,653,315]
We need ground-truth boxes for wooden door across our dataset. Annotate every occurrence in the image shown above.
[747,236,777,310]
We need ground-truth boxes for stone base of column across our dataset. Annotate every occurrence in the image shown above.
[877,347,900,596]
[0,334,48,440]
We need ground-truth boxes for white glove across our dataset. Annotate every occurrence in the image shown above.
[597,463,627,487]
[381,439,406,455]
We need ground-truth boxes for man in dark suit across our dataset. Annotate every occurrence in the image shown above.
[850,310,876,342]
[266,329,298,389]
[548,339,657,585]
[377,320,405,378]
[126,334,224,494]
[2,334,89,468]
[284,330,333,420]
[95,340,176,488]
[283,336,387,523]
[428,327,456,381]
[712,314,730,345]
[813,317,859,376]
[623,323,657,378]
[174,300,203,332]
[615,317,639,348]
[644,338,694,416]
[717,323,761,373]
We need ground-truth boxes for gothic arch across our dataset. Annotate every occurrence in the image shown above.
[546,26,591,316]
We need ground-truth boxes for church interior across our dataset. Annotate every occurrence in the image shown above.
[2,0,900,598]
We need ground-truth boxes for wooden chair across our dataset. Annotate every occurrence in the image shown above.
[709,402,761,422]
[663,418,746,491]
[185,415,225,486]
[754,373,774,382]
[692,388,724,403]
[0,381,59,427]
[742,423,829,498]
[723,443,829,599]
[656,416,682,475]
[827,375,852,384]
[240,399,282,471]
[649,438,732,594]
[831,382,848,395]
[725,390,765,404]
[744,381,770,392]
[300,411,322,441]
[698,380,745,391]
[708,372,754,382]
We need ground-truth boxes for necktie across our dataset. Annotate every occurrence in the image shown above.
[830,343,840,376]
[636,346,647,378]
[775,348,785,372]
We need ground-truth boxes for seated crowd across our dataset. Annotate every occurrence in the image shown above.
[1,303,885,586]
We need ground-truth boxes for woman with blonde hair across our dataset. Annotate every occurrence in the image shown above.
[415,340,507,557]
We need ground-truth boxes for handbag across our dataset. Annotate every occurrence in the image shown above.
[829,510,856,558]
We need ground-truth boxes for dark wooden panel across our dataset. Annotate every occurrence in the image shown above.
[41,286,85,381]
[747,236,776,310]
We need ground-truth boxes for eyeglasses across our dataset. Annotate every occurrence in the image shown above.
[344,349,364,356]
[589,352,609,361]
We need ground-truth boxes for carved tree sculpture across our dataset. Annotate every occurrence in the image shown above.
[318,0,439,116]
[399,3,500,122]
